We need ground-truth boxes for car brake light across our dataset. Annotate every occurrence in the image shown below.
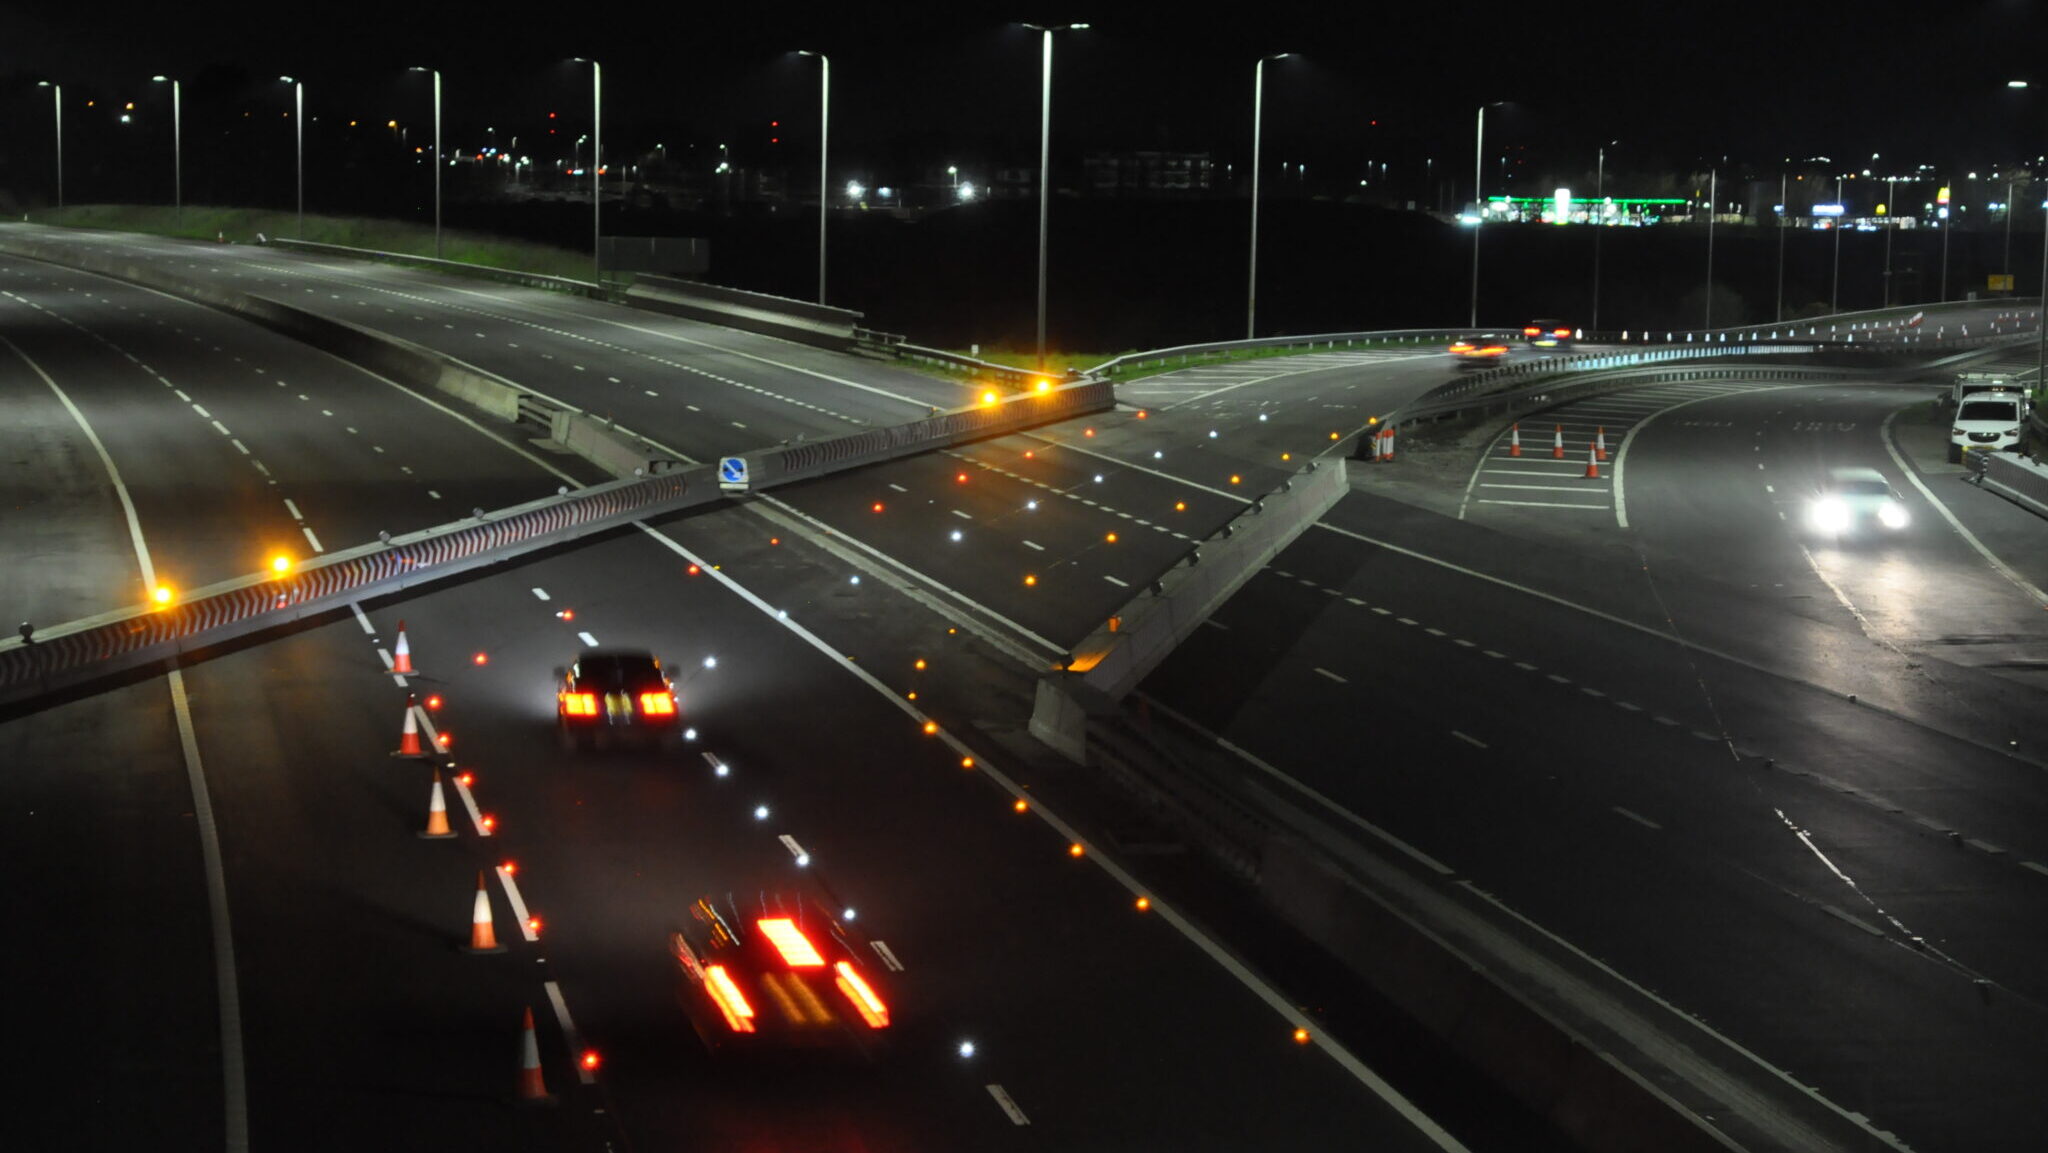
[1553,328,1571,338]
[703,965,756,1033]
[757,918,826,967]
[1523,326,1541,337]
[561,692,598,716]
[639,691,676,716]
[835,961,890,1028]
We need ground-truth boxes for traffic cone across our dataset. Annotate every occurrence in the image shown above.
[392,620,415,675]
[1595,427,1609,461]
[1551,425,1565,459]
[1508,423,1522,457]
[418,769,455,839]
[391,694,426,759]
[1378,425,1395,463]
[1584,445,1602,479]
[516,1007,555,1104]
[464,869,505,954]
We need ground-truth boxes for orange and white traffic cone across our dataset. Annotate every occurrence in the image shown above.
[1551,425,1565,459]
[418,769,455,840]
[392,620,415,675]
[516,1006,554,1103]
[465,869,505,953]
[391,694,426,759]
[1595,427,1609,461]
[1584,444,1602,480]
[1508,423,1522,457]
[1378,425,1395,463]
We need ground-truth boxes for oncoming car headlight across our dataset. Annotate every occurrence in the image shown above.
[1877,501,1910,529]
[1808,497,1851,535]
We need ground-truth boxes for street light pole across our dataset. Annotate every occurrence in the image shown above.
[409,68,442,259]
[1882,174,1896,308]
[1704,167,1717,329]
[153,77,181,229]
[279,77,304,237]
[36,82,62,218]
[1247,53,1292,340]
[799,51,829,305]
[2005,176,2017,277]
[1026,23,1089,371]
[572,59,602,278]
[1775,170,1787,322]
[1832,176,1843,312]
[1469,102,1503,328]
[1592,142,1609,330]
[1939,179,1950,303]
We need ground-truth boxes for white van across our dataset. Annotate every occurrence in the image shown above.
[1949,390,2030,463]
[1951,371,2013,406]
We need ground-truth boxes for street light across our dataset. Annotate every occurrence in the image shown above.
[1469,101,1507,328]
[151,76,181,228]
[1831,175,1844,313]
[1882,173,1897,308]
[1247,52,1294,340]
[571,58,601,277]
[1025,22,1090,371]
[1592,141,1615,330]
[1703,166,1718,329]
[948,165,958,188]
[36,81,62,218]
[798,50,829,305]
[408,67,442,259]
[279,76,303,237]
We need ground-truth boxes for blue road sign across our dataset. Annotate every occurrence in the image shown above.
[718,457,749,491]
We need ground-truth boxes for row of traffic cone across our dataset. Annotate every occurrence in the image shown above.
[1507,423,1607,477]
[380,619,560,1103]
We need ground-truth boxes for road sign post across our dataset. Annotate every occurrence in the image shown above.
[718,457,750,492]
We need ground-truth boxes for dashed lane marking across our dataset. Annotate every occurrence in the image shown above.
[543,981,597,1085]
[577,631,599,647]
[986,1084,1031,1126]
[1314,667,1348,684]
[301,526,324,553]
[1453,731,1488,749]
[869,940,905,971]
[1612,807,1663,830]
[531,587,550,601]
[495,866,539,943]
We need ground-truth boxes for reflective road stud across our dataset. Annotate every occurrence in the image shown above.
[464,870,505,953]
[418,769,455,839]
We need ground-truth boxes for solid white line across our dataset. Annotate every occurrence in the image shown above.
[495,866,539,943]
[778,834,809,864]
[2020,861,2048,878]
[451,775,490,837]
[869,939,905,972]
[1314,667,1348,683]
[1104,575,1129,587]
[1879,409,2048,605]
[627,522,1464,1148]
[1452,730,1488,749]
[1614,384,1806,529]
[301,526,324,553]
[543,980,596,1085]
[1473,499,1609,509]
[986,1084,1031,1126]
[531,587,550,600]
[350,603,377,635]
[577,630,599,647]
[1612,806,1663,830]
[952,508,973,520]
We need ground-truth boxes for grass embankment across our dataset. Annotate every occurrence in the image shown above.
[22,205,596,280]
[947,347,1136,377]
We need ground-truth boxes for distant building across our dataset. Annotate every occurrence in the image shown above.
[1084,151,1215,197]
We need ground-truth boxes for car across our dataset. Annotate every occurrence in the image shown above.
[1805,466,1910,536]
[1522,319,1575,349]
[1948,390,2030,463]
[556,648,684,749]
[668,893,892,1054]
[1448,339,1511,367]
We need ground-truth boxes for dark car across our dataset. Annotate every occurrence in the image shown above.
[668,892,892,1054]
[1522,319,1575,349]
[1448,338,1511,368]
[556,648,683,749]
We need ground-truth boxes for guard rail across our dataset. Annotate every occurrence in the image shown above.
[262,237,601,296]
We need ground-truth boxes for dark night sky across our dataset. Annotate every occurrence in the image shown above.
[6,0,2048,188]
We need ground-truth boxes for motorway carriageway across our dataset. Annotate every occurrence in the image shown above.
[0,252,1480,1151]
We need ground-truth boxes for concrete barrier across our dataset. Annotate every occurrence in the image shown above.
[1029,460,1348,760]
[623,274,863,350]
[1974,452,2048,520]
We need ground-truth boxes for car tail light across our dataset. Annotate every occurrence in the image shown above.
[1553,328,1571,339]
[757,918,826,967]
[639,691,676,716]
[1479,345,1507,357]
[561,692,598,716]
[703,965,756,1033]
[835,962,890,1028]
[1523,326,1541,337]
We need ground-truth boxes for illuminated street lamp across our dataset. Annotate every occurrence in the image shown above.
[408,67,442,259]
[1469,101,1507,328]
[798,50,829,305]
[35,81,61,217]
[571,58,602,277]
[151,76,181,228]
[1025,22,1090,371]
[279,76,303,238]
[1247,52,1294,340]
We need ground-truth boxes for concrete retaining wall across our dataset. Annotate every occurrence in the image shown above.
[624,274,862,350]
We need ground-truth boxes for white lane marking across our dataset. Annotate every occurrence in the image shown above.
[1473,499,1610,509]
[1022,539,1045,551]
[191,402,209,416]
[427,490,441,499]
[451,773,490,836]
[495,866,539,943]
[869,940,905,971]
[1344,596,1366,606]
[572,364,585,371]
[531,587,550,601]
[1613,384,1806,528]
[9,333,250,1149]
[1104,575,1129,587]
[210,419,231,436]
[887,483,907,492]
[230,438,250,455]
[1483,650,1506,659]
[644,390,658,397]
[351,603,377,635]
[1546,673,1572,684]
[1880,409,2048,605]
[629,524,1464,1147]
[577,631,599,647]
[1453,731,1488,749]
[2021,861,2048,878]
[1616,700,1644,712]
[1313,667,1348,684]
[731,421,747,429]
[777,834,811,866]
[951,509,973,520]
[301,526,324,553]
[986,1084,1031,1126]
[284,499,303,521]
[1395,616,1418,626]
[1424,627,1447,637]
[174,389,191,402]
[608,376,621,383]
[543,981,597,1085]
[1612,807,1663,830]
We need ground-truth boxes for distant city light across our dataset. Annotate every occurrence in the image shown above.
[845,180,865,200]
